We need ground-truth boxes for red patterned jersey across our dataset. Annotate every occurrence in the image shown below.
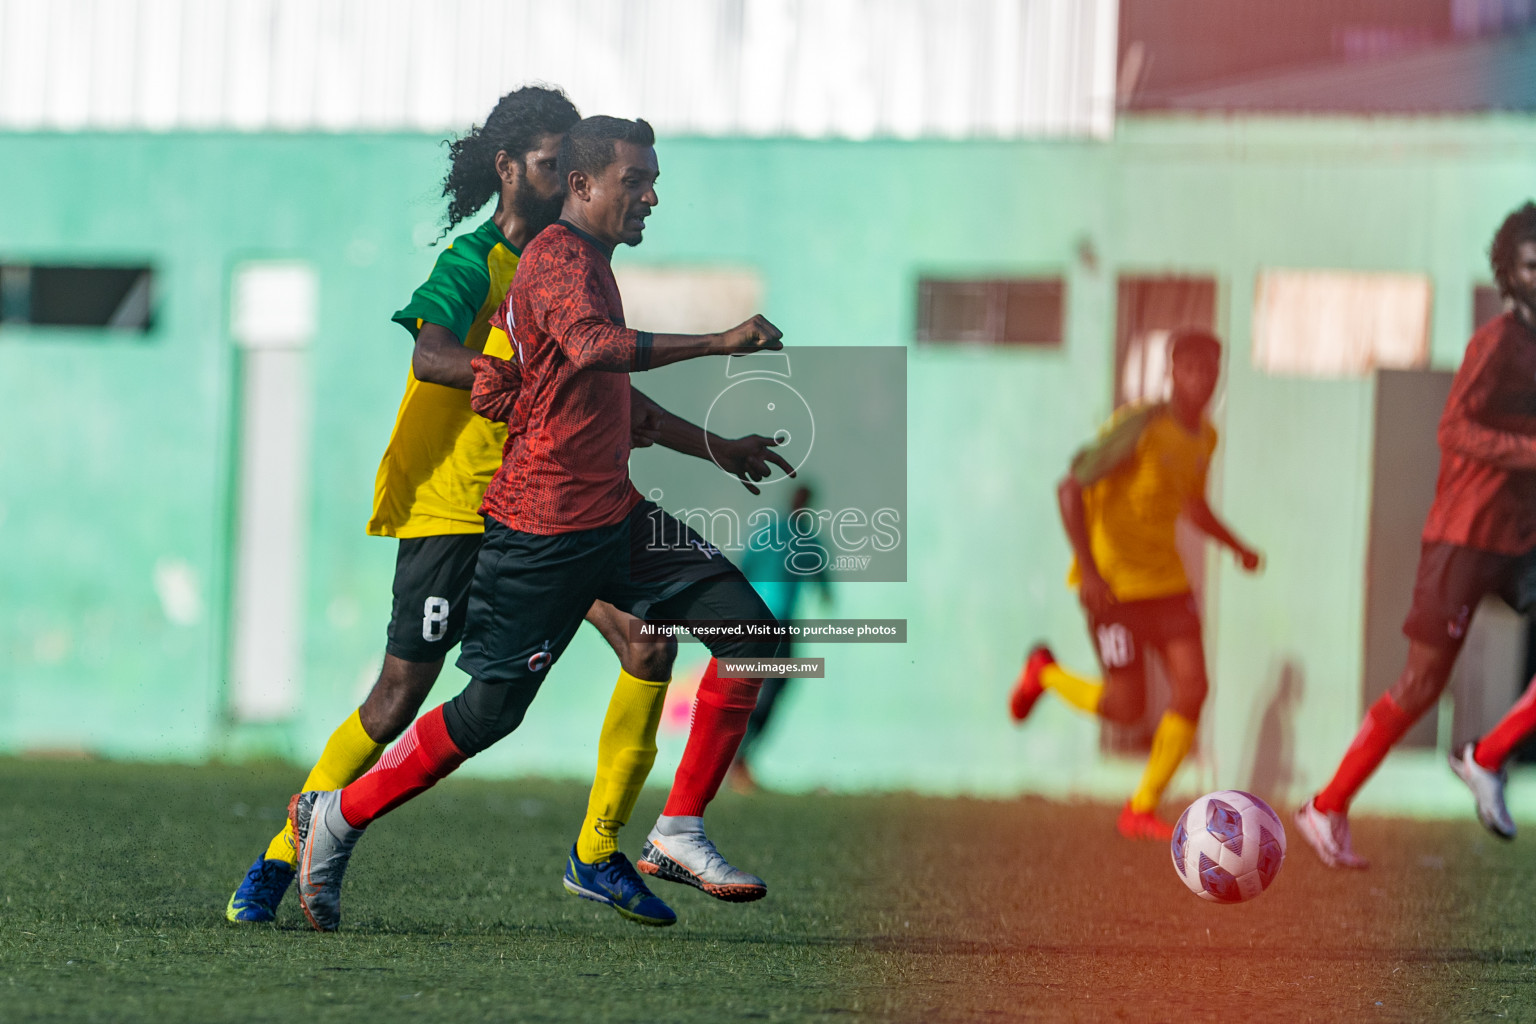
[1423,312,1536,554]
[476,221,653,534]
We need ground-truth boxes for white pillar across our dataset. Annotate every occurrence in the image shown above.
[228,261,316,723]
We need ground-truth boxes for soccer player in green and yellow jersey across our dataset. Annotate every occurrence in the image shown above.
[1008,329,1262,839]
[224,86,584,924]
[226,86,786,926]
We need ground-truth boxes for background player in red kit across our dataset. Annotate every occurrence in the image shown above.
[289,116,790,931]
[1296,202,1536,868]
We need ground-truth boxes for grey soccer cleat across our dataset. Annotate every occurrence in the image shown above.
[1293,797,1369,869]
[289,790,365,931]
[1450,742,1516,840]
[637,819,767,902]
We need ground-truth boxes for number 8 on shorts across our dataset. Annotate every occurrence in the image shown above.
[422,596,451,642]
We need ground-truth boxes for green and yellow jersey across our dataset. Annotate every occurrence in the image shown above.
[368,218,519,538]
[1066,402,1218,603]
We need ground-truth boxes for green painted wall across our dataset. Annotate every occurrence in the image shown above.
[2,117,1534,815]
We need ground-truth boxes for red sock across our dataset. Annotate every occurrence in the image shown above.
[1314,693,1415,813]
[662,659,761,817]
[1474,675,1536,770]
[339,705,466,828]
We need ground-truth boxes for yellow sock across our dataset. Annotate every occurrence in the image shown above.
[1129,711,1197,814]
[262,709,385,867]
[1041,663,1102,714]
[576,670,670,864]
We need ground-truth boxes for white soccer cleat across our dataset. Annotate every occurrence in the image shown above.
[1450,743,1516,840]
[637,819,767,903]
[289,790,365,931]
[1293,798,1368,869]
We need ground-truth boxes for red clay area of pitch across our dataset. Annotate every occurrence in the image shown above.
[851,795,1529,1022]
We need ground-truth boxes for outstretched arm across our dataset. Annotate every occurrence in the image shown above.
[1185,497,1262,572]
[545,255,784,371]
[563,314,785,372]
[644,315,785,369]
[630,387,796,495]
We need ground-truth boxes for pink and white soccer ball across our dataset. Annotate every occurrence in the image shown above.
[1170,790,1286,904]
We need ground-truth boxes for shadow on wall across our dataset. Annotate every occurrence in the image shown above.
[1247,660,1303,802]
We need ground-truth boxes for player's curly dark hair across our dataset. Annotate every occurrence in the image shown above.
[1490,201,1536,299]
[439,85,581,239]
[557,116,656,182]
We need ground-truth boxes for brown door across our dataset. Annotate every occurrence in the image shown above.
[1101,275,1219,755]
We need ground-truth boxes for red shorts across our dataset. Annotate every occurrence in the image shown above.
[1403,542,1536,647]
[1085,592,1202,675]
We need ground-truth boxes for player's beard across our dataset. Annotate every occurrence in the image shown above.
[1510,281,1536,320]
[512,179,565,239]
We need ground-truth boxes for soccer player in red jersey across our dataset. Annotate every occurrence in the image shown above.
[224,86,586,923]
[289,116,791,931]
[225,87,783,927]
[1296,203,1536,867]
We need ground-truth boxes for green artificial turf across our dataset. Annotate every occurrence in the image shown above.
[2,759,1534,1022]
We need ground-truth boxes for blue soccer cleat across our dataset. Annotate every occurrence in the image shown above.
[562,845,677,927]
[225,854,296,923]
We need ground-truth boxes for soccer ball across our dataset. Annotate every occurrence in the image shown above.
[1170,790,1286,904]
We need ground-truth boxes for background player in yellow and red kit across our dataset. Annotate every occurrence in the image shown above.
[1008,329,1262,839]
[1296,203,1536,868]
[226,88,781,925]
[288,116,791,932]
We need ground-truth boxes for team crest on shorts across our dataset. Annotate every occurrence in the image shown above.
[527,642,553,673]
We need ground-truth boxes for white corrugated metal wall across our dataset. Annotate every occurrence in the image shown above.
[0,0,1117,137]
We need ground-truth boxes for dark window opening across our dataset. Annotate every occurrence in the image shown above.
[0,264,155,332]
[916,277,1064,346]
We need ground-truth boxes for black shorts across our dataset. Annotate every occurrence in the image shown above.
[456,500,743,686]
[1085,592,1202,675]
[385,533,484,662]
[624,500,747,612]
[1403,542,1536,646]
